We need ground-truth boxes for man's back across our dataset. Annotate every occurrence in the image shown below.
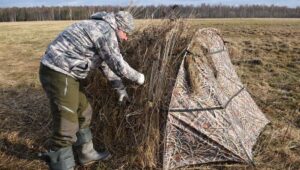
[41,19,116,79]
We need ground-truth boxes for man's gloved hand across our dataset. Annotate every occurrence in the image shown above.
[136,73,145,85]
[116,87,129,105]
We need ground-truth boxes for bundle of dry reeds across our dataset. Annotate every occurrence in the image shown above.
[85,21,193,169]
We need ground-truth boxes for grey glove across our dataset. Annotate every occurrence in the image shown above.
[116,87,129,103]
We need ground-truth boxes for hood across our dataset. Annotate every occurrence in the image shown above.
[90,12,118,30]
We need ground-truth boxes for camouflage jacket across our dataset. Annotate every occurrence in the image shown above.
[41,12,142,88]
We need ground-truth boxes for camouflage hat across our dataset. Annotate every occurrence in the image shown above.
[115,11,134,34]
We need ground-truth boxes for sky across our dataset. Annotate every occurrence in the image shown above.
[0,0,299,8]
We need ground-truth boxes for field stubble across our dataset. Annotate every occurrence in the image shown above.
[0,19,299,169]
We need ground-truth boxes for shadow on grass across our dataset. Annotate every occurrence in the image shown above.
[0,138,39,161]
[0,86,51,169]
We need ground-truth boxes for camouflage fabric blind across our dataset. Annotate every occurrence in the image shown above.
[41,12,142,82]
[163,28,269,169]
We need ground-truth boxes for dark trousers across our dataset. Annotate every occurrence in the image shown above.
[39,64,92,149]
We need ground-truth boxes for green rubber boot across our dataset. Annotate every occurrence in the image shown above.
[74,128,111,165]
[39,146,75,170]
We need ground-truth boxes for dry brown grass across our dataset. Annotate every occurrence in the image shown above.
[0,19,299,169]
[85,21,192,169]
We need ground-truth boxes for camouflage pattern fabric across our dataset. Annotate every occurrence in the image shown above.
[163,28,269,169]
[115,11,135,33]
[41,11,142,84]
[91,11,134,34]
[98,60,125,90]
[39,64,92,149]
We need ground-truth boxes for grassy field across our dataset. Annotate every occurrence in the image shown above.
[0,19,299,169]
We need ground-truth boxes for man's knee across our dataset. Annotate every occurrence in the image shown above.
[78,104,93,129]
[52,108,80,148]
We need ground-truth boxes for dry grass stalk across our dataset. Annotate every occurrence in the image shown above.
[85,21,193,169]
[0,19,299,169]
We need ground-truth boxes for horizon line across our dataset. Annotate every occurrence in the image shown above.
[0,4,299,9]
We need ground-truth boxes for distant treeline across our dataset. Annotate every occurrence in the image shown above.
[0,4,299,22]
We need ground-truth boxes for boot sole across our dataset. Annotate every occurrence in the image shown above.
[80,153,112,166]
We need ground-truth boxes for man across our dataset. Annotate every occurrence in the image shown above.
[39,11,144,170]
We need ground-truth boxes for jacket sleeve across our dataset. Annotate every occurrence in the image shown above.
[99,61,125,90]
[95,30,142,83]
